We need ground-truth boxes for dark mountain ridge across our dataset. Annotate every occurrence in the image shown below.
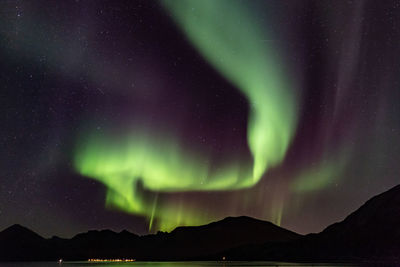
[1,184,399,262]
[225,185,400,262]
[0,224,49,261]
[316,184,400,259]
[151,216,301,259]
[0,215,301,261]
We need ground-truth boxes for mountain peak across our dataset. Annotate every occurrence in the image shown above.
[0,224,45,244]
[221,215,259,221]
[1,224,41,236]
[219,216,274,224]
[4,223,27,231]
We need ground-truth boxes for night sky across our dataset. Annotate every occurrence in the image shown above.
[1,0,400,238]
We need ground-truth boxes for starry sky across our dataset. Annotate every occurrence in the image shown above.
[1,0,399,238]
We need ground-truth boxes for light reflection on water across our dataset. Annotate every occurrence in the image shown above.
[0,261,357,267]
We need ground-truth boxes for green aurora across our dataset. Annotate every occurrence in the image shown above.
[74,0,298,231]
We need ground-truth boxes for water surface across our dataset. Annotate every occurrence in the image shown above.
[0,261,357,267]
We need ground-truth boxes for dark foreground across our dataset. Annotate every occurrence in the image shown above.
[1,185,400,263]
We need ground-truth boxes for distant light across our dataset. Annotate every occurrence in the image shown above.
[88,259,136,262]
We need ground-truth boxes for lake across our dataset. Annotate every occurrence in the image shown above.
[0,262,357,267]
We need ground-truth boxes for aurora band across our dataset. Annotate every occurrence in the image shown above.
[74,0,298,231]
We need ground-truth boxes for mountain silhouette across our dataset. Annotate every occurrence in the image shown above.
[314,184,400,260]
[0,224,50,261]
[224,184,400,262]
[0,224,43,242]
[0,216,300,261]
[0,184,399,262]
[142,216,301,260]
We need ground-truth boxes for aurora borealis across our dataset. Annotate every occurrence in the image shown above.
[74,0,297,231]
[162,0,298,180]
[1,0,400,237]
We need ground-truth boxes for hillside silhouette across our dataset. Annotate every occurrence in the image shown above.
[1,184,399,262]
